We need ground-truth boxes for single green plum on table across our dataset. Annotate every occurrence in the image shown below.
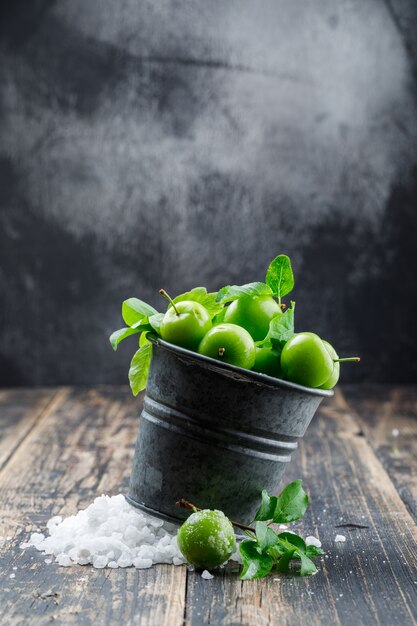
[177,509,236,569]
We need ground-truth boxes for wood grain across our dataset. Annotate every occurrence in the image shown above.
[185,388,417,626]
[0,387,186,626]
[0,387,416,626]
[343,384,417,521]
[0,388,59,471]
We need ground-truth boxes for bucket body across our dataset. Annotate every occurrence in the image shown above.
[127,338,332,525]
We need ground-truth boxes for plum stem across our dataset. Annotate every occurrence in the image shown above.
[176,499,255,532]
[333,357,361,363]
[218,347,225,357]
[159,289,180,316]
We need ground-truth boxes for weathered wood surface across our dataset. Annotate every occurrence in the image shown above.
[343,385,417,522]
[0,386,416,626]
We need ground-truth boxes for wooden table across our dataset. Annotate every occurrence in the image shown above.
[0,385,416,626]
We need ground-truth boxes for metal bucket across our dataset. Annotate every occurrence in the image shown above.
[126,336,333,525]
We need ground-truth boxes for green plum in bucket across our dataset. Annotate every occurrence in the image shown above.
[109,253,360,395]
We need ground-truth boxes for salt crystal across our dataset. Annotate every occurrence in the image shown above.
[279,524,288,530]
[93,555,108,568]
[57,554,71,567]
[335,534,346,543]
[133,557,152,569]
[306,536,322,548]
[201,570,214,579]
[9,573,15,579]
[117,555,133,568]
[44,558,52,564]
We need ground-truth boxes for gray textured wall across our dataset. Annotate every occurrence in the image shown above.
[1,0,417,386]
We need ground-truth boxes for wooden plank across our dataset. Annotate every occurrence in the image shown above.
[343,384,417,521]
[0,388,186,626]
[0,388,59,471]
[185,388,417,626]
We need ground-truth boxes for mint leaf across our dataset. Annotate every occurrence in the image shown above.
[148,312,164,334]
[216,282,273,304]
[255,522,279,552]
[212,306,227,325]
[274,547,296,573]
[128,343,152,395]
[306,545,325,558]
[273,480,309,524]
[258,302,295,352]
[254,490,278,522]
[173,287,223,318]
[297,551,317,576]
[109,327,141,351]
[265,255,294,303]
[122,298,157,326]
[109,319,153,350]
[239,541,273,580]
[278,532,307,553]
[267,544,286,560]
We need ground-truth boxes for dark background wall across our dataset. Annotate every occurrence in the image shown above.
[0,0,416,387]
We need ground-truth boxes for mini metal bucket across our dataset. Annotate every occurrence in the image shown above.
[126,337,332,525]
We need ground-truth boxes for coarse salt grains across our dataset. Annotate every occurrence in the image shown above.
[21,494,187,570]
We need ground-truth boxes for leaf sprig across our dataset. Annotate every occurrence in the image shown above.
[176,480,324,579]
[240,480,324,579]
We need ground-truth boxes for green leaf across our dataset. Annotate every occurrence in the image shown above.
[148,313,164,334]
[122,298,158,326]
[212,306,227,325]
[297,551,317,576]
[173,287,223,318]
[109,326,141,351]
[273,480,309,524]
[278,532,307,553]
[274,547,296,573]
[306,545,325,558]
[128,344,152,396]
[216,282,273,305]
[255,522,279,552]
[109,320,153,350]
[265,255,294,302]
[254,490,278,522]
[258,302,295,352]
[239,541,273,580]
[267,544,286,560]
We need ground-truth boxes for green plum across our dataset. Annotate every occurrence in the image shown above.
[280,332,333,388]
[318,341,361,389]
[252,347,282,378]
[224,295,281,341]
[198,323,256,369]
[318,340,340,389]
[177,509,236,569]
[159,292,212,351]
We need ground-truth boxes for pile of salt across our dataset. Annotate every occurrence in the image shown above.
[21,494,187,569]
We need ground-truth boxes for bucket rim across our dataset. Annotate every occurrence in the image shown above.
[148,335,334,398]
